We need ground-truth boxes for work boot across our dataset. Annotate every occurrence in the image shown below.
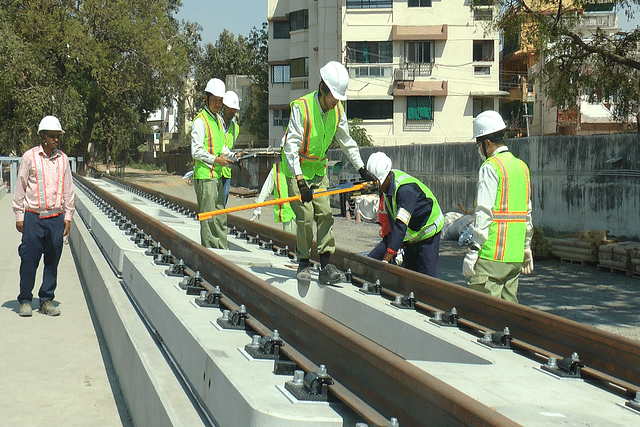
[296,263,312,284]
[19,303,32,317]
[318,264,345,285]
[40,300,60,316]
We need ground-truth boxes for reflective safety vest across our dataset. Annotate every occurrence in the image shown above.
[193,108,224,179]
[281,91,342,180]
[385,170,444,244]
[221,118,239,179]
[27,146,65,218]
[479,151,531,263]
[272,163,295,223]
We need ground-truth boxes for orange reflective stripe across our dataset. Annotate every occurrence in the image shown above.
[299,98,312,155]
[491,155,510,211]
[198,112,215,178]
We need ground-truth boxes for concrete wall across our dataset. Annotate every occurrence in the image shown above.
[326,133,640,239]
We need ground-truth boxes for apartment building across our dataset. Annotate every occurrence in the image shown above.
[267,0,503,147]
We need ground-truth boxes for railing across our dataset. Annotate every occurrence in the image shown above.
[346,0,392,9]
[348,65,393,78]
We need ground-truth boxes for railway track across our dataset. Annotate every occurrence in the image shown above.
[73,172,640,427]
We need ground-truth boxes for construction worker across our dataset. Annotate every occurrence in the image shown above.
[462,110,534,303]
[191,78,233,249]
[218,90,240,206]
[250,161,297,234]
[12,115,76,316]
[280,60,377,285]
[366,152,444,277]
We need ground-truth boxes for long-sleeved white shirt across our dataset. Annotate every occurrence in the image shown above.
[471,146,533,249]
[283,92,364,177]
[255,167,276,204]
[190,108,231,169]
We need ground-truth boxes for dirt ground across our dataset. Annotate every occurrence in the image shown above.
[113,167,640,342]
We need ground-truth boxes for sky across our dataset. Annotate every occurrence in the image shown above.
[175,0,267,45]
[174,1,639,46]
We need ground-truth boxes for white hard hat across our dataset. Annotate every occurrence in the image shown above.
[38,115,64,134]
[204,78,225,97]
[223,91,239,110]
[320,61,349,101]
[473,110,506,140]
[366,152,392,184]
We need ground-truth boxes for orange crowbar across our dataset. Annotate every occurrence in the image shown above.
[197,181,376,221]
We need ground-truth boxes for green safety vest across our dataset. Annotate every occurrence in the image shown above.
[385,170,444,244]
[221,118,239,179]
[272,163,295,223]
[280,91,342,180]
[193,108,224,180]
[479,151,531,263]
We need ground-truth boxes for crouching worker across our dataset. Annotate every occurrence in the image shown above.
[366,152,444,278]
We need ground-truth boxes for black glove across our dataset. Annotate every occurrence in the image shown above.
[297,179,313,203]
[359,167,378,183]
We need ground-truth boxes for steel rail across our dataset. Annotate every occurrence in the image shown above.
[79,173,521,427]
[102,174,640,395]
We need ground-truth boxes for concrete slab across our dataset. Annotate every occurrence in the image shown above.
[0,185,128,426]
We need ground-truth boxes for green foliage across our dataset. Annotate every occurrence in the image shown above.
[0,0,193,158]
[330,118,374,149]
[477,0,640,128]
[193,23,269,142]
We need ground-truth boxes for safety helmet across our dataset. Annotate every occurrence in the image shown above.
[473,110,506,140]
[223,91,240,110]
[366,152,392,184]
[320,61,349,101]
[38,115,64,134]
[204,78,225,97]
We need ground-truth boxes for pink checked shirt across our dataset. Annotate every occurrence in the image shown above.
[12,145,76,222]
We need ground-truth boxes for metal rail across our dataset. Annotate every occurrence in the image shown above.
[99,173,640,396]
[78,173,521,427]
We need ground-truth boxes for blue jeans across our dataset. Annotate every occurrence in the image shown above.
[18,211,65,305]
[222,177,231,207]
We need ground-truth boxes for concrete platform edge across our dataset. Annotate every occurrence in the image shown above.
[69,215,207,427]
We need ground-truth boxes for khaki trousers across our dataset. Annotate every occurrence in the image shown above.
[286,174,334,259]
[468,257,520,303]
[194,178,228,249]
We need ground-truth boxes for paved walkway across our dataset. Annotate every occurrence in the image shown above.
[0,187,129,427]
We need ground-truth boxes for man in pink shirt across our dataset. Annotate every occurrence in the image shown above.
[12,115,76,317]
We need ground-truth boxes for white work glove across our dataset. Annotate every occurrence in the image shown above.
[462,248,479,278]
[521,248,534,274]
[250,207,261,222]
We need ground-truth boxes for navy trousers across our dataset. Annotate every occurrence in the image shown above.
[367,232,441,278]
[17,211,65,305]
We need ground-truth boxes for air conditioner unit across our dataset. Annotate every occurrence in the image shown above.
[394,68,412,81]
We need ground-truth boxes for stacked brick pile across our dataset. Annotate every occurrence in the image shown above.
[598,242,640,276]
[530,227,550,260]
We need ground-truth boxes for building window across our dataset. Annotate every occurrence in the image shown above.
[407,97,433,121]
[273,21,290,39]
[473,98,493,117]
[346,0,392,9]
[346,100,393,120]
[473,40,494,62]
[474,9,492,21]
[290,57,309,78]
[405,41,434,64]
[272,65,290,83]
[289,9,308,32]
[474,66,491,76]
[408,0,432,6]
[273,109,290,127]
[346,41,393,64]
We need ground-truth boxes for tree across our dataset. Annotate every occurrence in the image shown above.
[0,0,194,160]
[330,118,374,149]
[193,23,269,143]
[478,0,640,130]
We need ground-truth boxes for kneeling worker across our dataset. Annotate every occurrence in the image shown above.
[366,152,444,278]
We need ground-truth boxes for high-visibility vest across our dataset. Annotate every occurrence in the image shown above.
[27,146,66,218]
[272,163,295,223]
[221,118,239,179]
[386,170,444,244]
[479,151,531,263]
[281,91,342,180]
[193,108,224,179]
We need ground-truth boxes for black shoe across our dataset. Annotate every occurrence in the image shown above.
[297,264,312,284]
[318,264,345,285]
